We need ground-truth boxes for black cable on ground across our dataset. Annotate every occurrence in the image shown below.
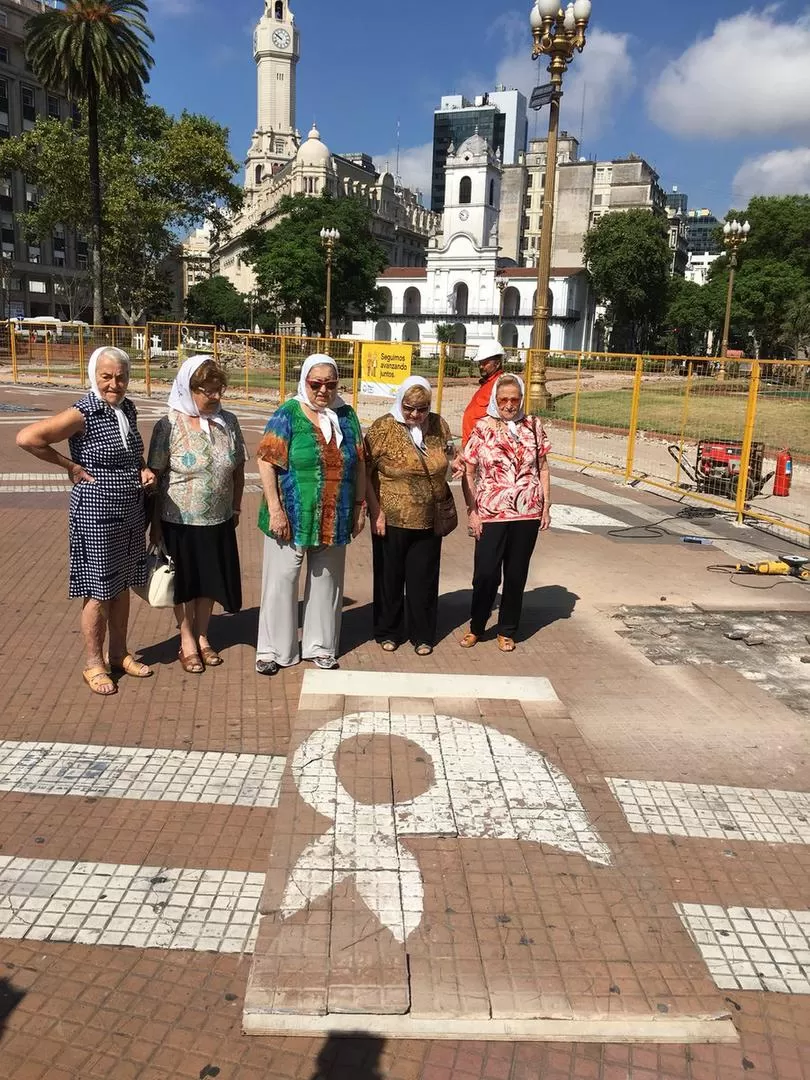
[606,506,734,540]
[705,565,810,591]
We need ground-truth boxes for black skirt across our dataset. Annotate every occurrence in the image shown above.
[161,518,242,612]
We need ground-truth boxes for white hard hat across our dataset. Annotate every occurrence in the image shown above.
[474,340,505,364]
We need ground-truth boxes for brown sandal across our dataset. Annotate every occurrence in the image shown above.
[459,632,479,649]
[83,666,117,696]
[179,650,204,674]
[109,654,153,678]
[200,647,223,667]
[497,635,516,652]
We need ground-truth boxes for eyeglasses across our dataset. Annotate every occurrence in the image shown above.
[307,379,338,392]
[194,385,223,399]
[402,403,429,415]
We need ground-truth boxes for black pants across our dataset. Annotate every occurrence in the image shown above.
[470,519,540,638]
[372,526,442,647]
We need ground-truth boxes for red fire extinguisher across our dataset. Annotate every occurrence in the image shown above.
[773,448,793,497]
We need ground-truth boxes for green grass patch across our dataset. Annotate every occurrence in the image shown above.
[550,387,810,456]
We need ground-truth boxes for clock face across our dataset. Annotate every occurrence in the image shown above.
[459,209,469,221]
[272,28,291,49]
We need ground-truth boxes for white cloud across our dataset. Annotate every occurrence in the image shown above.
[648,10,810,138]
[732,148,810,203]
[370,141,434,199]
[490,25,635,144]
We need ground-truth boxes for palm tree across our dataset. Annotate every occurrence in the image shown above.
[25,1,154,324]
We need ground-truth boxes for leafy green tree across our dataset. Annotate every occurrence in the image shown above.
[659,276,712,356]
[186,276,248,328]
[583,210,671,351]
[781,293,810,358]
[707,257,807,357]
[245,193,387,335]
[0,99,242,324]
[25,0,154,323]
[726,195,810,279]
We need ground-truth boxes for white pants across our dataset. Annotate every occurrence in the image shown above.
[256,536,347,667]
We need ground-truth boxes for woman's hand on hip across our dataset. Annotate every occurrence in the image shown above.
[370,508,386,537]
[270,507,291,542]
[468,509,483,540]
[540,505,552,531]
[352,503,367,539]
[68,462,95,485]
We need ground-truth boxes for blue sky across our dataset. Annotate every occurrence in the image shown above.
[146,0,810,216]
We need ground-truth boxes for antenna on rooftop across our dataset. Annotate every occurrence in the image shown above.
[395,118,401,187]
[579,82,587,149]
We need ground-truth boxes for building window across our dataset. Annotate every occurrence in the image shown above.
[27,243,40,264]
[29,279,47,294]
[488,179,495,206]
[459,176,472,204]
[526,174,533,188]
[25,183,37,209]
[0,46,8,64]
[593,194,603,206]
[21,85,36,126]
[276,72,284,81]
[1,225,14,255]
[0,13,7,27]
[0,77,8,137]
[47,95,60,120]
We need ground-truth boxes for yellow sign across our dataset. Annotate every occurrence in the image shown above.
[360,342,413,399]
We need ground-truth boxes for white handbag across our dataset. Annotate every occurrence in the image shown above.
[133,546,176,608]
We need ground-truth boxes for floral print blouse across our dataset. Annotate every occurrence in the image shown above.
[148,410,247,527]
[463,415,551,523]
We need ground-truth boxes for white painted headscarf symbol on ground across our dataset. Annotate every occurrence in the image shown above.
[281,713,612,942]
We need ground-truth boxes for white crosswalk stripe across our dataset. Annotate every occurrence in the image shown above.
[676,904,810,994]
[0,741,285,808]
[607,777,810,845]
[0,856,262,954]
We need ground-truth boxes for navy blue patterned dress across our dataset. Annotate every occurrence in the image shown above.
[67,394,148,600]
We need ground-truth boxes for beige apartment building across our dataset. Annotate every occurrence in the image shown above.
[0,0,88,319]
[500,134,667,271]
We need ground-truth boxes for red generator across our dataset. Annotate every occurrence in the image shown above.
[668,439,781,500]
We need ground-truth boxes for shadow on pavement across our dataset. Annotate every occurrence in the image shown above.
[339,583,578,653]
[308,1033,385,1080]
[0,977,26,1042]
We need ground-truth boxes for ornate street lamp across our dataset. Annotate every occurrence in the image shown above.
[496,273,508,333]
[320,227,340,337]
[718,218,750,380]
[528,0,591,411]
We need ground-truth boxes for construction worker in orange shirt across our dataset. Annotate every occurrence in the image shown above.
[461,339,505,447]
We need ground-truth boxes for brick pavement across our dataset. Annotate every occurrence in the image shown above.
[1,381,810,1077]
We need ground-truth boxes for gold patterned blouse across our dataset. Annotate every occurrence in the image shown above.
[365,412,453,530]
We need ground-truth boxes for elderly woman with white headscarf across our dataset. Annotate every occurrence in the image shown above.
[255,354,365,675]
[460,373,552,653]
[16,346,155,696]
[147,356,246,673]
[364,375,454,656]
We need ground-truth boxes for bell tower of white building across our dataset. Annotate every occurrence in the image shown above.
[246,1,300,190]
[442,133,501,249]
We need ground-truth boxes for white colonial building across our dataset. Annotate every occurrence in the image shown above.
[351,133,595,352]
[211,0,438,298]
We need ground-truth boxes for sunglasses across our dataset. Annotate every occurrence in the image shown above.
[194,385,223,399]
[402,403,429,415]
[307,379,338,391]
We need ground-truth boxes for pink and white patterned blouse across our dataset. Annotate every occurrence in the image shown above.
[464,416,551,523]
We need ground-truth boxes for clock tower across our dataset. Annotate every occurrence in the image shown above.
[246,0,300,189]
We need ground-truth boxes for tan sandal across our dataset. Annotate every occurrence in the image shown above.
[109,654,153,678]
[497,635,516,652]
[179,650,204,674]
[83,666,117,696]
[200,647,223,667]
[459,632,479,649]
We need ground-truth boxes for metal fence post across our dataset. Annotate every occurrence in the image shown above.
[10,321,17,382]
[352,340,361,411]
[279,335,287,403]
[675,361,693,488]
[77,326,85,386]
[571,353,583,458]
[624,355,645,482]
[735,360,760,523]
[436,341,447,416]
[144,323,152,397]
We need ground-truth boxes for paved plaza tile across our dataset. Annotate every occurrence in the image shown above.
[1,382,810,1076]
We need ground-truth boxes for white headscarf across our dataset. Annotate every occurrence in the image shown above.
[389,375,432,453]
[167,355,228,439]
[487,373,526,439]
[87,346,132,449]
[295,354,345,448]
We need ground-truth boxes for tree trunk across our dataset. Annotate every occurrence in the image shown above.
[87,89,104,325]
